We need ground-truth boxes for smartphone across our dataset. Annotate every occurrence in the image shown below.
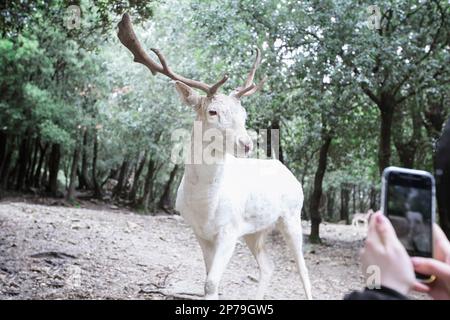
[381,166,435,283]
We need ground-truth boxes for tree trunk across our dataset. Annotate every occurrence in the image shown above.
[423,97,447,141]
[129,150,147,203]
[340,183,350,224]
[435,117,450,238]
[0,138,14,189]
[7,158,19,189]
[26,137,39,188]
[378,103,394,175]
[79,129,92,190]
[92,130,102,199]
[326,187,335,221]
[369,186,377,210]
[309,134,332,243]
[34,142,48,188]
[15,136,31,190]
[158,164,179,212]
[301,189,310,221]
[352,184,357,214]
[63,157,70,190]
[395,143,416,168]
[0,131,7,171]
[67,142,81,201]
[359,187,366,212]
[139,158,156,211]
[394,106,422,168]
[47,143,61,196]
[112,158,130,199]
[41,150,50,188]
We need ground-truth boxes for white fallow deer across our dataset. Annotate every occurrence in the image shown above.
[118,13,312,300]
[351,209,373,229]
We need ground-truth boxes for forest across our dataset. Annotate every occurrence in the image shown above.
[0,0,449,244]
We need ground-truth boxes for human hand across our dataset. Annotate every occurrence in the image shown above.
[412,224,450,299]
[360,211,416,295]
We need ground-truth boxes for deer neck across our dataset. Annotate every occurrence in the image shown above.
[184,162,224,188]
[183,124,228,188]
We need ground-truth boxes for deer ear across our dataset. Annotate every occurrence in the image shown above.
[174,81,202,108]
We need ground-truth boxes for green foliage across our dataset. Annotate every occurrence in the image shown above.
[0,0,448,219]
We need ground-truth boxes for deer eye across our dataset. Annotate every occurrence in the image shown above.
[208,110,217,116]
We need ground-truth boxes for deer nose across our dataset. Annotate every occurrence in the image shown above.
[238,137,253,154]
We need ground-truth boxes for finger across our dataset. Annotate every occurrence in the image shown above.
[367,211,381,238]
[433,224,450,263]
[364,212,385,252]
[365,212,382,248]
[412,257,450,279]
[412,281,430,293]
[374,213,398,246]
[367,210,379,224]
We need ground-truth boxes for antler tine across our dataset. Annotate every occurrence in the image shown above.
[150,48,171,73]
[235,76,267,99]
[243,48,261,88]
[117,13,228,95]
[234,48,266,99]
[209,74,229,96]
[234,84,256,99]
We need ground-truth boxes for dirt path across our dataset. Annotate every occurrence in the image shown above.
[0,201,371,300]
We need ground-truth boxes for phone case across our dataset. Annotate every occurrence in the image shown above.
[380,166,436,283]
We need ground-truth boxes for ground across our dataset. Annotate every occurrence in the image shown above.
[0,200,379,300]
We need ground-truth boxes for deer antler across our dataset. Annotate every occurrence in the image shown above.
[117,13,228,96]
[234,48,267,99]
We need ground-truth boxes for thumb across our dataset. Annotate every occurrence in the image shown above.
[411,257,450,280]
[374,213,397,246]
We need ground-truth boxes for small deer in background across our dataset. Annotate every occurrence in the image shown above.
[351,209,373,229]
[118,14,312,300]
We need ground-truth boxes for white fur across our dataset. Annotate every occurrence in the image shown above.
[351,213,369,229]
[174,82,312,300]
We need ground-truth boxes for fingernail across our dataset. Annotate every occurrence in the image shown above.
[376,214,383,224]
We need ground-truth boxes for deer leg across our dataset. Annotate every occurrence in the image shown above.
[278,216,313,300]
[196,235,214,275]
[244,231,273,300]
[204,231,238,300]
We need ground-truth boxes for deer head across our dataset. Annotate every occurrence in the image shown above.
[117,13,266,157]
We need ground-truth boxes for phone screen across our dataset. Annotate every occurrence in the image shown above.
[386,172,433,261]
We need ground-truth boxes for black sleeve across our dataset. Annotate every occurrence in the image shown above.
[344,286,409,300]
